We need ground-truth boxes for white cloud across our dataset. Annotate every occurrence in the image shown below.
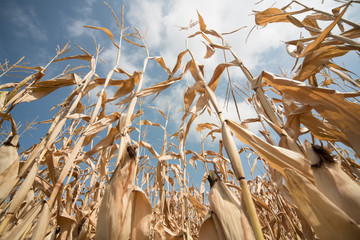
[64,0,102,38]
[125,0,344,72]
[73,0,350,145]
[126,0,166,49]
[67,19,92,37]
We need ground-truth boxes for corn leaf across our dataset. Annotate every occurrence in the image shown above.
[263,71,360,156]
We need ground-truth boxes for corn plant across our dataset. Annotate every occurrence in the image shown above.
[0,1,359,239]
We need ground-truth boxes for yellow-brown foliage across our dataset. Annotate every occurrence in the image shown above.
[0,2,359,239]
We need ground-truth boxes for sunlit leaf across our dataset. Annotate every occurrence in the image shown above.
[197,11,207,31]
[84,25,119,48]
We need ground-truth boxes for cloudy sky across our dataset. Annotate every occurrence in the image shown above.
[1,0,359,178]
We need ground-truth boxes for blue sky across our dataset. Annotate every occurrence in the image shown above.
[1,0,359,182]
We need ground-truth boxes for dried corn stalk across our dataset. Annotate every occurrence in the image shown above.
[0,1,359,240]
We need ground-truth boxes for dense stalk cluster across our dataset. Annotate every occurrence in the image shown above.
[0,1,359,239]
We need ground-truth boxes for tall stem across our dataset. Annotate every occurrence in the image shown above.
[186,47,264,239]
[116,29,149,166]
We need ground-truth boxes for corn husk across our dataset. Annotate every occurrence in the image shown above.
[307,143,360,224]
[284,168,360,239]
[203,170,255,240]
[0,203,42,240]
[0,2,359,239]
[9,162,38,214]
[125,188,152,239]
[0,135,19,203]
[199,212,222,240]
[31,201,51,240]
[95,145,152,239]
[73,217,90,240]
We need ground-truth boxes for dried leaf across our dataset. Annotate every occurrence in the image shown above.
[300,4,350,57]
[83,112,120,136]
[8,162,38,214]
[138,119,161,127]
[255,8,308,27]
[208,60,240,91]
[84,25,119,48]
[6,71,44,105]
[1,203,42,239]
[172,50,188,75]
[295,45,353,81]
[86,127,118,156]
[53,54,92,62]
[139,141,159,157]
[110,79,136,101]
[263,71,360,156]
[197,11,207,31]
[157,108,167,120]
[13,75,76,104]
[302,17,321,36]
[255,8,289,26]
[283,94,350,145]
[136,76,182,98]
[226,119,313,180]
[184,86,197,112]
[203,41,215,59]
[185,192,207,217]
[154,57,172,75]
[122,36,145,48]
[196,122,218,132]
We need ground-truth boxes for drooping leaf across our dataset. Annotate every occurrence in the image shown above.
[226,119,313,180]
[184,86,197,112]
[84,25,119,48]
[53,54,92,62]
[300,3,350,57]
[294,45,353,81]
[202,41,215,59]
[263,71,360,156]
[154,57,172,75]
[255,8,309,27]
[197,11,207,31]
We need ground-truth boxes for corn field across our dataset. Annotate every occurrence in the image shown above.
[0,1,360,239]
